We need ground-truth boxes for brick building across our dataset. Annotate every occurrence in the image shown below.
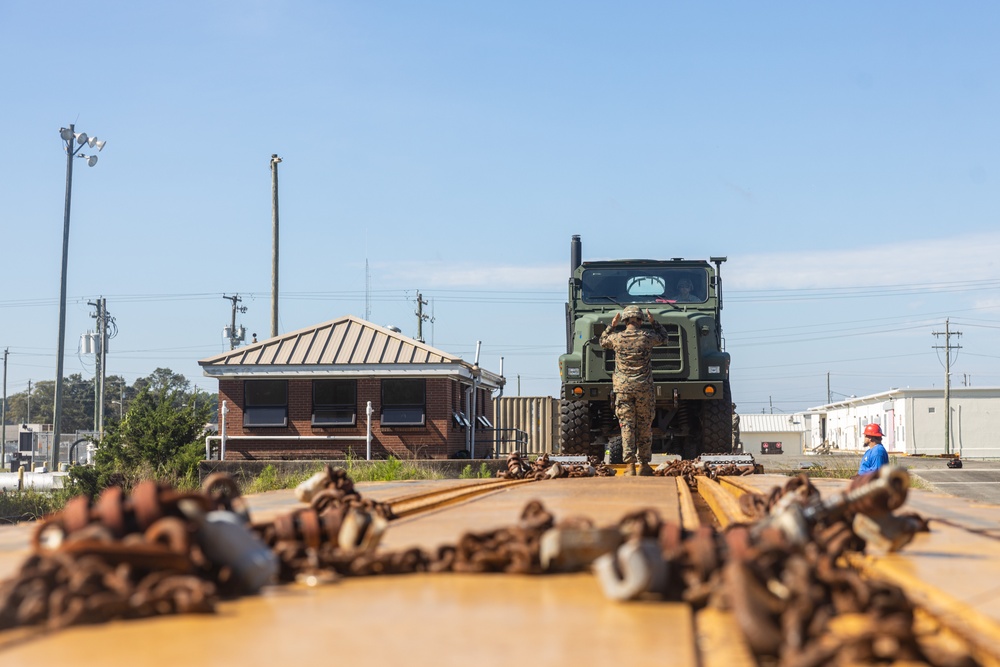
[198,315,504,460]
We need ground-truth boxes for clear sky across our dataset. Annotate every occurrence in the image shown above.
[2,2,999,416]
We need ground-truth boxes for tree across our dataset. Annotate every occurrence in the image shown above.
[133,368,191,398]
[4,375,94,432]
[3,366,217,435]
[75,384,212,495]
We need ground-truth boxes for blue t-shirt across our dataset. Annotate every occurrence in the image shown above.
[858,443,889,474]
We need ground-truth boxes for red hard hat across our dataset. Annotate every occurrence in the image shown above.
[864,423,884,438]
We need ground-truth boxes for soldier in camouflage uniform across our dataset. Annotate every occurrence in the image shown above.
[599,305,670,476]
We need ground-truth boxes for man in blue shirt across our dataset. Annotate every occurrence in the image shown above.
[858,423,890,475]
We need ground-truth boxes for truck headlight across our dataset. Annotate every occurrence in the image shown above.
[567,367,581,377]
[708,365,721,374]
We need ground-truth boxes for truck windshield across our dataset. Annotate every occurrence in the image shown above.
[581,267,709,305]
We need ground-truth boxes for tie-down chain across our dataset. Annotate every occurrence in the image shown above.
[0,465,969,666]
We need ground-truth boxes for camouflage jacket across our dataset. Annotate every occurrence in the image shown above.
[599,320,670,394]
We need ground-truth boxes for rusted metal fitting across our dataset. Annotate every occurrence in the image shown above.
[295,470,332,503]
[338,508,388,553]
[851,512,927,554]
[539,526,623,572]
[593,538,668,601]
[841,466,910,514]
[180,499,278,594]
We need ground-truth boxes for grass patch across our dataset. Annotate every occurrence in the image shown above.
[240,463,326,495]
[0,487,75,523]
[459,462,493,479]
[345,456,442,482]
[775,455,934,490]
[784,456,864,480]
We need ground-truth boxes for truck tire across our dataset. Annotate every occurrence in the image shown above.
[559,399,592,455]
[607,436,624,464]
[698,381,734,454]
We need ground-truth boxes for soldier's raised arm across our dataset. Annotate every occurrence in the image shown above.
[600,312,621,348]
[646,309,670,344]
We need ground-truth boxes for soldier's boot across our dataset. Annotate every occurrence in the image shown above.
[638,462,654,477]
[623,463,636,476]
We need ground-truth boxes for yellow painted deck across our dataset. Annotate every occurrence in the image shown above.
[1,473,999,665]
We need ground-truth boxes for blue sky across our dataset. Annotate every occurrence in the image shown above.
[2,2,999,415]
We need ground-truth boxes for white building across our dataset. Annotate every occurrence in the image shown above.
[805,388,1000,458]
[737,413,809,455]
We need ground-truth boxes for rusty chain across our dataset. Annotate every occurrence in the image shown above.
[495,452,617,480]
[0,474,248,632]
[0,464,974,666]
[655,458,757,490]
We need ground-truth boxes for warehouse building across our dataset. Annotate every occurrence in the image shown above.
[804,387,1000,458]
[736,413,809,456]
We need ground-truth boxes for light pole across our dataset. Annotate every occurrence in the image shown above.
[52,124,106,470]
[270,154,282,339]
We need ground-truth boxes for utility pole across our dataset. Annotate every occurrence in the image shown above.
[415,291,432,343]
[2,348,7,459]
[270,154,282,339]
[98,298,108,435]
[932,318,962,455]
[222,294,247,350]
[769,396,774,414]
[27,380,31,424]
[827,372,832,404]
[88,297,112,436]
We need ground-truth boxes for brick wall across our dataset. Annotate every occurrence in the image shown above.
[216,376,495,460]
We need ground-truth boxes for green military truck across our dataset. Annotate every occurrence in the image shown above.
[558,235,733,461]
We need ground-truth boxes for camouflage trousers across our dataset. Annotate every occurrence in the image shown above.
[615,387,655,464]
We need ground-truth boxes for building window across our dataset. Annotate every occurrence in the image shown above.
[382,379,426,426]
[313,379,357,426]
[244,380,287,427]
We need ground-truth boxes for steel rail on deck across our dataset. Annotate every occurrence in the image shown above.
[695,476,751,527]
[386,477,536,518]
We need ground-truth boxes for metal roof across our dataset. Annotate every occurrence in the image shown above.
[739,414,807,433]
[807,386,1000,412]
[198,315,503,387]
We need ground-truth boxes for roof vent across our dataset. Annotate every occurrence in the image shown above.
[385,325,402,333]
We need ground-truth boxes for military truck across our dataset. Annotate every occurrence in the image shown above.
[558,235,733,461]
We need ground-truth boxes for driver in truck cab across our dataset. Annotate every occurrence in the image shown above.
[599,305,670,476]
[671,278,699,303]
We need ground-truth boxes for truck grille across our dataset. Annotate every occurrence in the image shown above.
[603,325,684,374]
